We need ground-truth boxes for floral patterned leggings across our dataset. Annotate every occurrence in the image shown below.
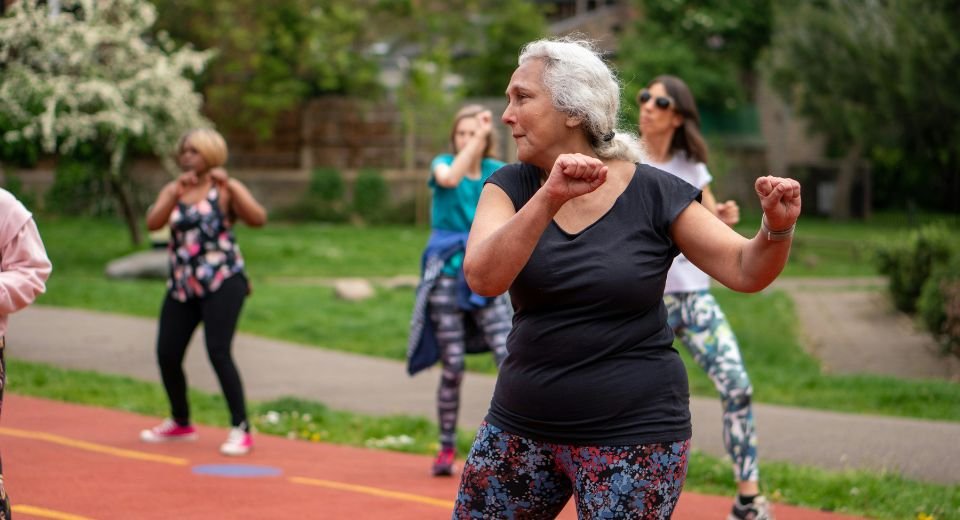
[453,422,690,519]
[664,290,759,483]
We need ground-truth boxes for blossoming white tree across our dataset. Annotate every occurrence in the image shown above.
[0,0,214,244]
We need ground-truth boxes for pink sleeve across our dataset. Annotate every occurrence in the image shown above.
[0,218,52,315]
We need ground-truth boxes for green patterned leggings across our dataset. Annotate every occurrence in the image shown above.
[664,290,759,483]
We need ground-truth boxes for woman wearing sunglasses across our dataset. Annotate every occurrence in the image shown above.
[638,75,774,520]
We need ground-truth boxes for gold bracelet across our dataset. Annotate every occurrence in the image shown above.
[761,214,795,241]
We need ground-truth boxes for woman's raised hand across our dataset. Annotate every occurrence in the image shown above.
[755,176,801,230]
[475,110,494,137]
[716,200,740,227]
[210,167,230,187]
[543,153,608,203]
[171,171,199,197]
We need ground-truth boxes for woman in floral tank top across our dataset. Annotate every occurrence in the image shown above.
[141,128,266,456]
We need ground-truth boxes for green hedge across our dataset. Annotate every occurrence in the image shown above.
[352,168,388,224]
[875,223,959,353]
[271,167,349,223]
[917,255,960,355]
[875,223,955,313]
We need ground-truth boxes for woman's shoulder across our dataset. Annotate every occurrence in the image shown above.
[634,162,675,182]
[488,163,542,209]
[633,162,701,197]
[489,162,540,182]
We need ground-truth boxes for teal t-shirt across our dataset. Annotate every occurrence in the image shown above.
[428,154,506,273]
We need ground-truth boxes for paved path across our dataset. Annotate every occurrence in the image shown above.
[773,277,960,381]
[7,304,960,486]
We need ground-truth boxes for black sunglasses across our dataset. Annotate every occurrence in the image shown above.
[638,90,675,110]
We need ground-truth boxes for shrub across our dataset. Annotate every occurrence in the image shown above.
[0,114,40,168]
[381,196,418,225]
[273,167,348,223]
[917,255,960,356]
[352,168,388,224]
[45,156,113,216]
[2,172,37,210]
[310,166,345,202]
[875,223,955,313]
[942,281,960,356]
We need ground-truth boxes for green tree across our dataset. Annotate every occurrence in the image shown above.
[150,0,547,140]
[454,1,549,97]
[763,0,960,214]
[0,0,214,244]
[150,0,382,138]
[616,0,773,123]
[369,0,487,168]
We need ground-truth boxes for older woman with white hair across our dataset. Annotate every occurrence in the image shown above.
[454,37,801,519]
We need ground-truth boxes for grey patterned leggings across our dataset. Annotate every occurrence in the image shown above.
[428,276,510,448]
[664,290,759,483]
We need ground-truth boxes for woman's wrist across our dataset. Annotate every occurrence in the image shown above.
[761,214,795,241]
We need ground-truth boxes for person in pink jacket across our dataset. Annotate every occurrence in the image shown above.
[0,187,52,519]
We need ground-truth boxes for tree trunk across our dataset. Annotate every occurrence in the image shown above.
[110,175,143,246]
[830,143,861,220]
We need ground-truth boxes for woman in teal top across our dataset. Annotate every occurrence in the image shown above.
[409,104,512,477]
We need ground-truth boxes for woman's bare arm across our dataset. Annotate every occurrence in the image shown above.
[673,176,800,293]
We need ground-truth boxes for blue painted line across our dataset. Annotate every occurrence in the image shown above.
[192,464,283,478]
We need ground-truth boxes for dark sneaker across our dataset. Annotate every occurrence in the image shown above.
[728,495,775,520]
[140,418,198,443]
[431,447,456,476]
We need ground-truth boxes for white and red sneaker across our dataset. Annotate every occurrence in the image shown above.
[220,426,253,456]
[140,419,198,443]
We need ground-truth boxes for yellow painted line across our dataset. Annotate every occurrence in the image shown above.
[288,476,454,509]
[13,504,95,520]
[1,428,452,510]
[0,427,188,466]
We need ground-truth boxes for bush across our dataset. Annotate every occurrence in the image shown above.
[310,166,345,202]
[942,281,960,356]
[273,167,348,223]
[352,168,388,224]
[2,172,37,210]
[0,114,40,168]
[380,196,418,225]
[917,255,960,356]
[45,156,113,216]
[875,223,955,313]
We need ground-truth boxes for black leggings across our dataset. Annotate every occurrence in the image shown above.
[156,275,248,428]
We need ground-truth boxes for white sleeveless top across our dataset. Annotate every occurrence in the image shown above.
[647,153,713,294]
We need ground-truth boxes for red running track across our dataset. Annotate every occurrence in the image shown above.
[1,395,866,519]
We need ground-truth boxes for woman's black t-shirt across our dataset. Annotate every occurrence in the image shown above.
[484,162,701,445]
